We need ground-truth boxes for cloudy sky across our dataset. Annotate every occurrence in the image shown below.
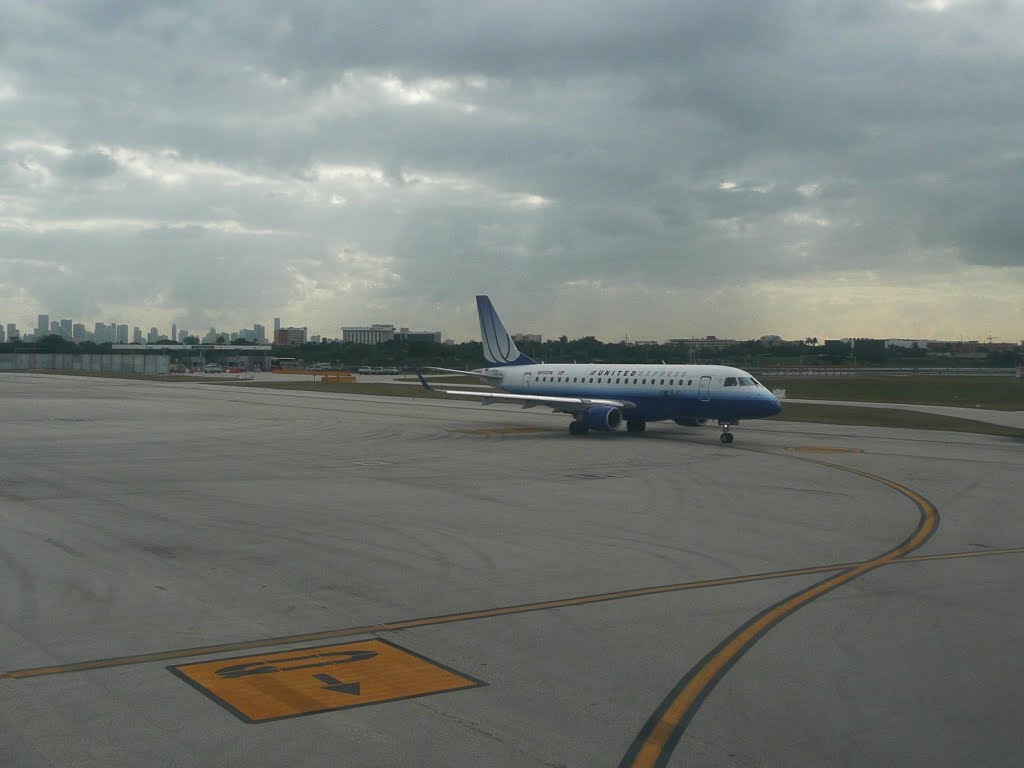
[2,0,1022,343]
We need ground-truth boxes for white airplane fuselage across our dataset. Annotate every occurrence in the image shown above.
[420,296,782,441]
[481,362,782,423]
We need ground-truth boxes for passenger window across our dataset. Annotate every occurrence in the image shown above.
[589,378,593,383]
[633,378,637,384]
[616,379,620,384]
[660,379,665,385]
[669,380,674,385]
[688,380,692,385]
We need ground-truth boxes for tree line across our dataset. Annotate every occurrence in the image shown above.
[4,333,1017,369]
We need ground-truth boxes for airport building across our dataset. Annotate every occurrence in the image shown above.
[342,324,396,344]
[397,327,442,343]
[341,324,442,344]
[667,335,738,350]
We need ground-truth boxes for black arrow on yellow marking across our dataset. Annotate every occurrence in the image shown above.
[215,649,377,679]
[313,673,360,695]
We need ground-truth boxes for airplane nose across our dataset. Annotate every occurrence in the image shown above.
[764,395,783,416]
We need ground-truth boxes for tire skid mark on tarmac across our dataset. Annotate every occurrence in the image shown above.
[618,450,941,768]
[6,545,1023,683]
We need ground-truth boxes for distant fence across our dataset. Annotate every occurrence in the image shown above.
[0,352,170,374]
[754,366,1018,377]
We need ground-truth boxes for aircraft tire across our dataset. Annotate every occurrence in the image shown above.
[626,420,646,433]
[569,421,589,436]
[720,432,734,444]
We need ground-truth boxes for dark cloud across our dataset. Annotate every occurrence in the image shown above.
[57,150,118,179]
[2,0,1023,341]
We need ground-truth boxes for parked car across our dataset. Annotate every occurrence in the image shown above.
[203,364,223,373]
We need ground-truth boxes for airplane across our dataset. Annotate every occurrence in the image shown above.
[417,295,782,443]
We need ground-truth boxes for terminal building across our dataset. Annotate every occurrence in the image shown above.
[341,324,442,344]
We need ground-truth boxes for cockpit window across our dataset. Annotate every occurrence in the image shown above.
[724,377,738,387]
[738,377,754,386]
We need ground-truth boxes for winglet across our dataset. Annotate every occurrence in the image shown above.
[415,369,434,391]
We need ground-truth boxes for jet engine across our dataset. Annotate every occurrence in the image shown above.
[581,406,623,431]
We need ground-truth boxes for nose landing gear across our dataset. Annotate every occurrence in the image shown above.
[719,419,737,444]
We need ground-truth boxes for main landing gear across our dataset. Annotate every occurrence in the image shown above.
[569,421,590,436]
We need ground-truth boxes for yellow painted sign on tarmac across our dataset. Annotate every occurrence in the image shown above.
[169,639,485,723]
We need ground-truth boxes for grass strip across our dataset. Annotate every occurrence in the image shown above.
[769,402,1024,438]
[762,375,1024,410]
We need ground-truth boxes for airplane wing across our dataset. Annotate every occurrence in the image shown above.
[423,366,504,384]
[416,371,635,413]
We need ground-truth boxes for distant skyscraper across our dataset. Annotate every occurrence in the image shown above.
[273,317,281,335]
[116,324,129,343]
[6,323,18,341]
[0,325,5,343]
[37,314,49,338]
[60,319,72,339]
[50,321,61,335]
[276,327,308,345]
[133,326,143,344]
[171,323,177,343]
[73,323,87,341]
[254,323,265,344]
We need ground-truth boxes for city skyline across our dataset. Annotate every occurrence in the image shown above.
[2,4,1023,343]
[0,312,272,345]
[2,306,1017,348]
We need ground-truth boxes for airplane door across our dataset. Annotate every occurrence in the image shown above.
[523,372,532,390]
[698,376,712,402]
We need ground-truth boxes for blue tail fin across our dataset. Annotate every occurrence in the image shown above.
[476,295,538,367]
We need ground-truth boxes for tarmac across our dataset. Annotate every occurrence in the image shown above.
[1,372,1022,767]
